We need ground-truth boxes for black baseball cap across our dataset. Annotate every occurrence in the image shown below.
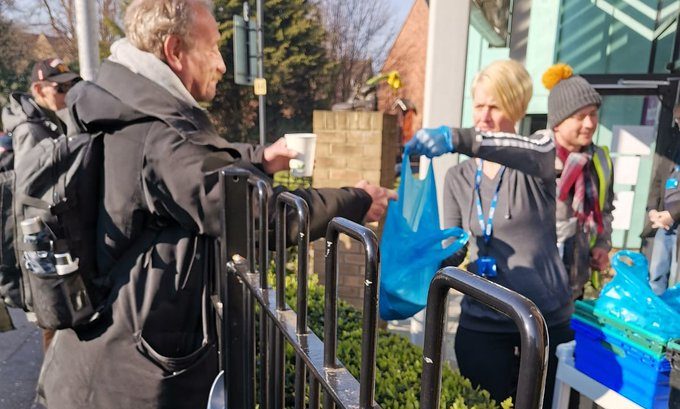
[30,58,80,84]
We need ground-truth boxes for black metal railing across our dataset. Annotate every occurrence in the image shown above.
[419,267,549,409]
[323,217,380,409]
[212,167,548,409]
[212,168,381,409]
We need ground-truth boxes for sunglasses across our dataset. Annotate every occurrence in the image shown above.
[54,78,81,94]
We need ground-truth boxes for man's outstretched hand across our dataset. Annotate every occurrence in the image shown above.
[355,180,398,223]
[263,137,298,174]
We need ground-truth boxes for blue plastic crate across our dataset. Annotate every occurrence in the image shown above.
[575,300,669,359]
[668,340,680,408]
[572,318,671,409]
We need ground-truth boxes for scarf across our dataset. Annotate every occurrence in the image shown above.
[556,143,603,234]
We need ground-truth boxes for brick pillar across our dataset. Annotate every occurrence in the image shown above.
[310,110,398,309]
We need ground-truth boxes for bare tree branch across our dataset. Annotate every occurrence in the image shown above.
[319,0,397,102]
[9,0,125,62]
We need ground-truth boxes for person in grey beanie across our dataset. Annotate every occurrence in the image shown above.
[543,63,615,300]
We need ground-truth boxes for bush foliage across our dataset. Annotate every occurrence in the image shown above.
[282,273,506,408]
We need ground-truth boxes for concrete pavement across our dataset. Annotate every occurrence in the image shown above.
[0,308,46,409]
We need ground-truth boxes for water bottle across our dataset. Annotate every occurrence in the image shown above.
[55,252,79,276]
[20,217,92,329]
[20,217,56,275]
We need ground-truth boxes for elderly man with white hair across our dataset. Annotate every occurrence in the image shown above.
[37,1,394,408]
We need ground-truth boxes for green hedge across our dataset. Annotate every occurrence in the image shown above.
[282,273,511,409]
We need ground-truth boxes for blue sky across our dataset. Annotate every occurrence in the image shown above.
[388,0,414,35]
[373,0,414,69]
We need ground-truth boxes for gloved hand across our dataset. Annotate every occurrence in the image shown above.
[404,126,454,157]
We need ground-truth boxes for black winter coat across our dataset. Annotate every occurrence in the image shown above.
[38,61,371,409]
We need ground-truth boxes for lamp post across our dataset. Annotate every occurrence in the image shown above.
[74,0,100,81]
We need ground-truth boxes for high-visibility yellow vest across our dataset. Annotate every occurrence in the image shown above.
[590,145,613,247]
[592,145,612,211]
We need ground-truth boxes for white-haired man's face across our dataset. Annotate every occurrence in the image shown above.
[164,3,226,102]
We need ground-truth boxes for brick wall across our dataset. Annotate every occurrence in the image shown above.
[310,110,398,308]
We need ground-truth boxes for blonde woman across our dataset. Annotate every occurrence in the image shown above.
[407,60,572,408]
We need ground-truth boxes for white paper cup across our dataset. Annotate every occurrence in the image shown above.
[284,133,317,177]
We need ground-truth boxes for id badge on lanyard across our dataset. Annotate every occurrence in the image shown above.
[473,160,506,278]
[667,165,680,190]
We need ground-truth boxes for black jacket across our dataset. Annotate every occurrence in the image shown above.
[38,60,371,409]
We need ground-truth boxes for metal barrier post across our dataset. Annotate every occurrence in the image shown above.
[219,168,255,409]
[214,173,382,409]
[324,218,380,409]
[244,183,256,408]
[251,177,271,409]
[275,192,310,409]
[420,267,548,409]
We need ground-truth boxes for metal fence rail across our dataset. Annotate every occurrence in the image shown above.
[323,217,380,409]
[419,267,549,409]
[212,167,548,409]
[213,168,381,409]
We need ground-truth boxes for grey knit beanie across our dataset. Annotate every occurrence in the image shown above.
[544,64,601,129]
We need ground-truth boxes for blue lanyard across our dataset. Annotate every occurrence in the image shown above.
[474,160,506,244]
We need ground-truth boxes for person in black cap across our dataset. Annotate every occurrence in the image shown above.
[0,58,81,351]
[1,58,81,169]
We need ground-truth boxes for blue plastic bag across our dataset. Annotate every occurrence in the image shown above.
[661,284,680,312]
[595,250,680,340]
[379,154,468,320]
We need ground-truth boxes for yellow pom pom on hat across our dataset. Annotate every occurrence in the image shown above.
[542,63,573,90]
[545,63,601,128]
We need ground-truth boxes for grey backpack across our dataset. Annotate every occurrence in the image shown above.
[0,106,105,329]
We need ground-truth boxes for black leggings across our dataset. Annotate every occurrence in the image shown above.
[454,321,574,409]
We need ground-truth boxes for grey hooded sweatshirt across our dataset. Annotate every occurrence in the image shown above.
[443,128,573,332]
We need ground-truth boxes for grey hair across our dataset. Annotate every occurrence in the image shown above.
[124,0,214,60]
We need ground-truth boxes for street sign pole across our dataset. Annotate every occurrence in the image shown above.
[256,0,266,146]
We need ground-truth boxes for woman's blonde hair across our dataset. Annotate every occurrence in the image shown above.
[124,0,213,60]
[471,59,533,123]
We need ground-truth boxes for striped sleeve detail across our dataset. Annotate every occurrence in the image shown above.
[477,129,554,153]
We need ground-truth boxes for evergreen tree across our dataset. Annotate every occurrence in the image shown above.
[211,0,333,143]
[0,4,30,109]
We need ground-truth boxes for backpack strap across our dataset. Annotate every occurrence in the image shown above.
[20,195,75,215]
[18,241,52,252]
[20,195,51,211]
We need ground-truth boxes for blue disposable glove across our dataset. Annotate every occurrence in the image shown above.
[404,126,454,157]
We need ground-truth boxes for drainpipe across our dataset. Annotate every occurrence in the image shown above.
[422,0,470,129]
[420,0,470,221]
[410,0,471,348]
